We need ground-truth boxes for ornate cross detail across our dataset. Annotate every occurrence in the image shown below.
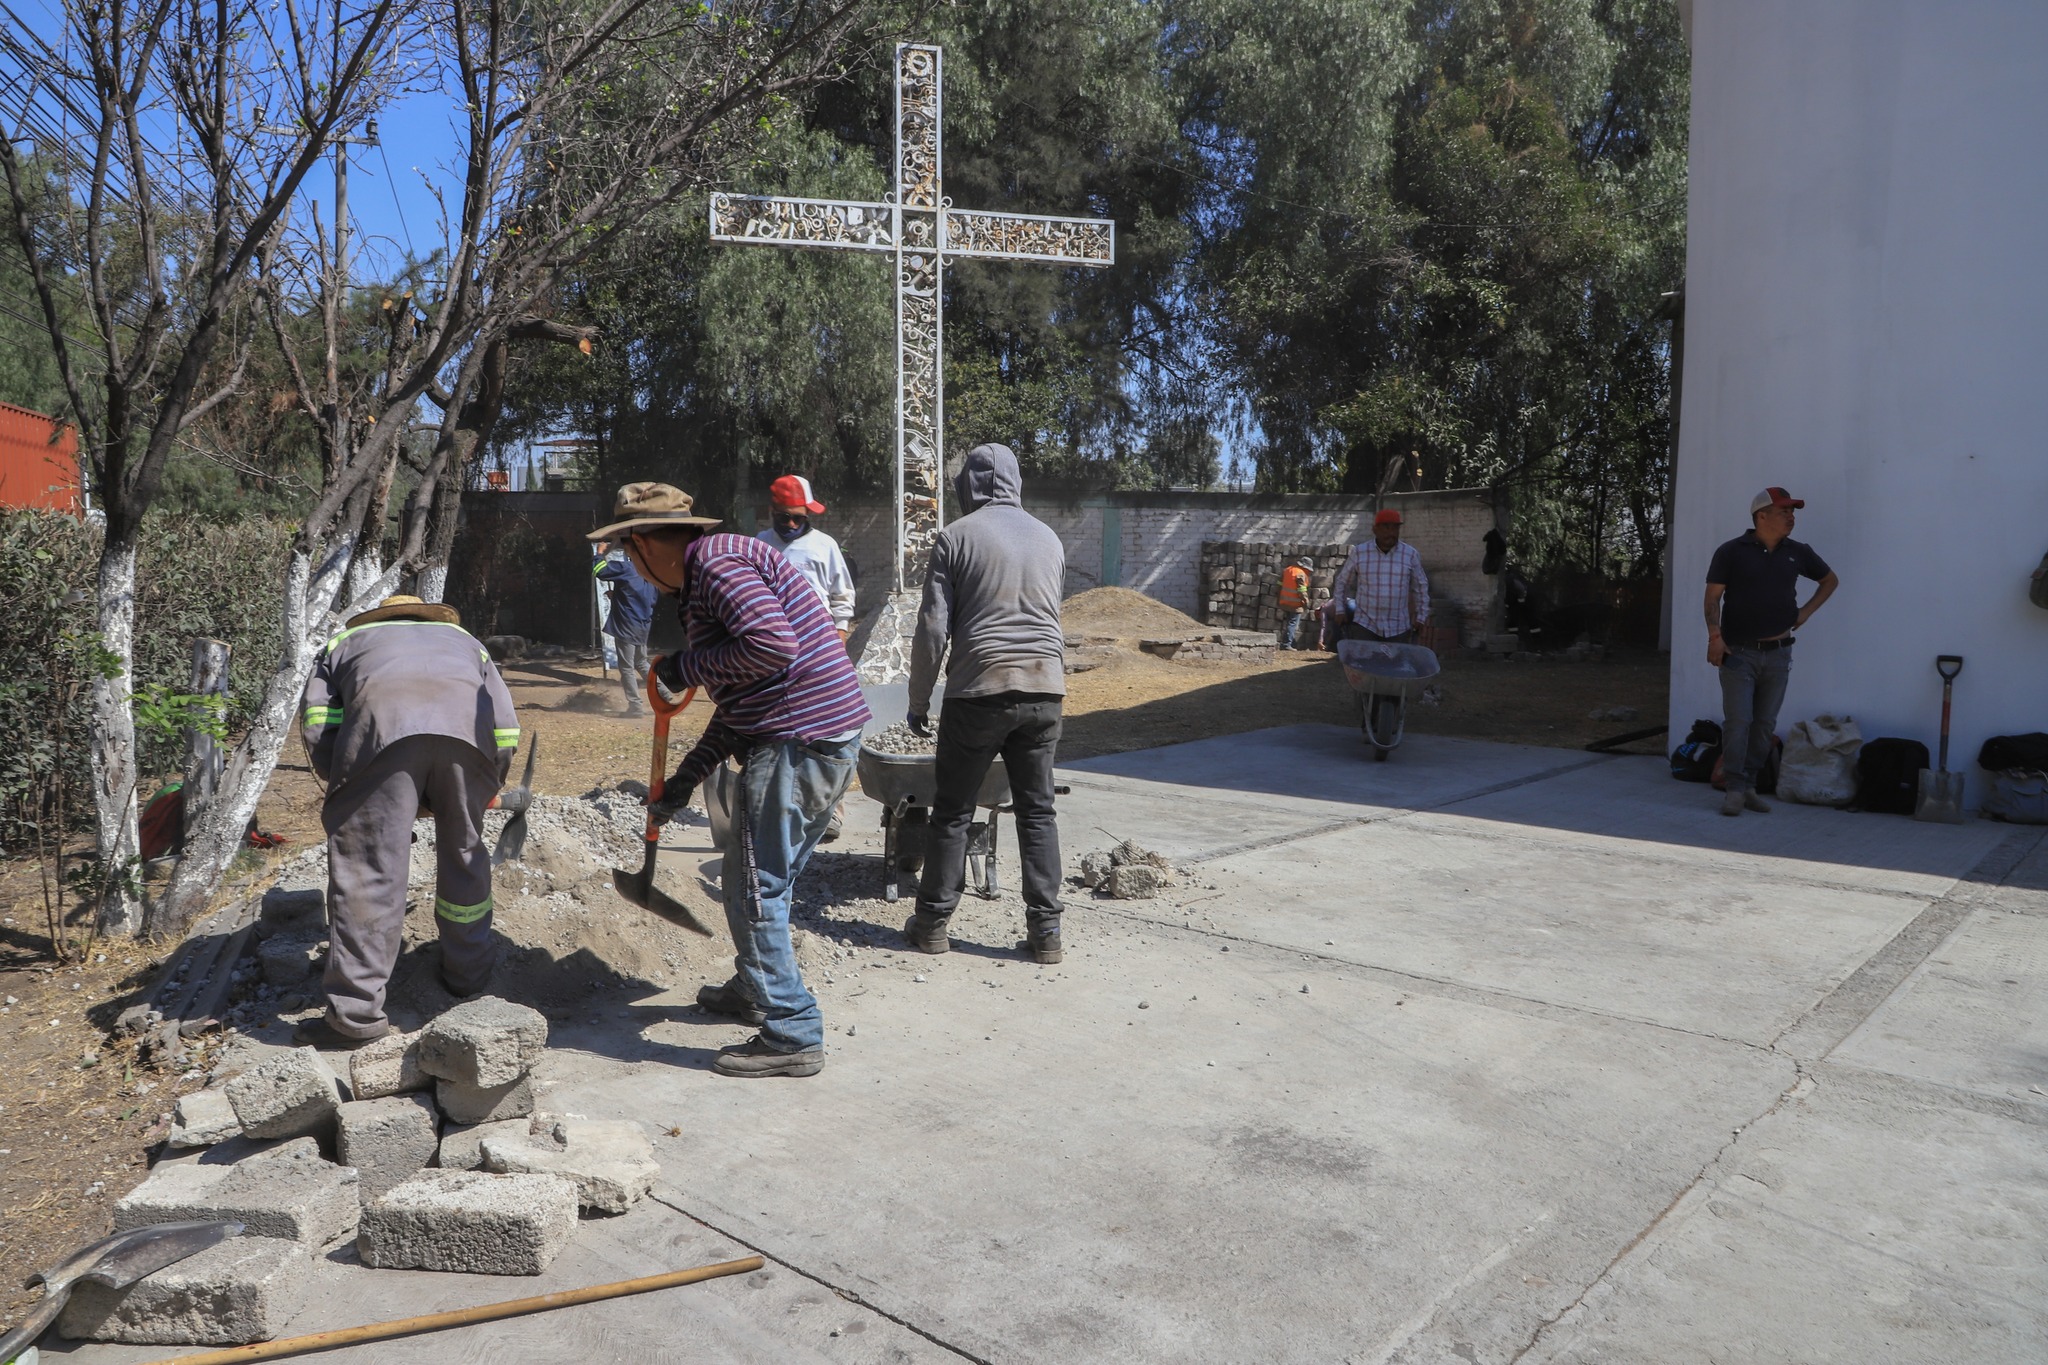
[711,43,1115,591]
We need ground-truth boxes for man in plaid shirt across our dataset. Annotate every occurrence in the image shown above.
[1332,509,1431,645]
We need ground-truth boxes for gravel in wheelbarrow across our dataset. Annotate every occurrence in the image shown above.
[1337,640,1441,692]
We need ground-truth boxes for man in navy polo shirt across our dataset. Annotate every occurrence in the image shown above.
[1704,487,1840,817]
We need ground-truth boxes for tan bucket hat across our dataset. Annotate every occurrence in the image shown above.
[346,594,461,628]
[588,482,722,541]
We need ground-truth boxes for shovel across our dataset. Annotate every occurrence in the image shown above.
[1914,655,1967,824]
[488,732,540,866]
[611,676,712,935]
[0,1220,244,1362]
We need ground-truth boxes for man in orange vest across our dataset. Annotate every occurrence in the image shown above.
[1277,556,1314,650]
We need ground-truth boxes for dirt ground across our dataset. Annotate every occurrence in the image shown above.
[0,590,1667,1335]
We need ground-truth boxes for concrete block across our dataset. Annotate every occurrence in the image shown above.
[167,1089,242,1149]
[481,1118,658,1214]
[58,1236,310,1346]
[224,1047,342,1140]
[357,1170,578,1275]
[436,1073,535,1125]
[417,996,548,1089]
[336,1094,439,1200]
[258,886,324,933]
[114,1142,359,1247]
[1107,864,1165,899]
[258,937,321,987]
[437,1117,535,1172]
[1078,851,1114,888]
[348,1028,428,1101]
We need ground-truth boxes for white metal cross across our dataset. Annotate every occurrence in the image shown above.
[710,42,1115,591]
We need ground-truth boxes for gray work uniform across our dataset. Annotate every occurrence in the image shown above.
[300,619,521,1037]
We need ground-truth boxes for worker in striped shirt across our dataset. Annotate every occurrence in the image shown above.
[1331,508,1432,734]
[590,482,870,1079]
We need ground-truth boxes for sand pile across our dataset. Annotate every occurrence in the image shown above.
[1061,587,1203,639]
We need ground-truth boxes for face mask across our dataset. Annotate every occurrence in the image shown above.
[774,519,808,542]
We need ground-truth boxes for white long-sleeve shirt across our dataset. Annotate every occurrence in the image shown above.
[757,525,856,629]
[1332,539,1430,637]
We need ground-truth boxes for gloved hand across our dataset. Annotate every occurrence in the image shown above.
[907,712,932,739]
[646,779,696,827]
[649,653,688,708]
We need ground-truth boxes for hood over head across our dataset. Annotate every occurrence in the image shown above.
[954,443,1023,514]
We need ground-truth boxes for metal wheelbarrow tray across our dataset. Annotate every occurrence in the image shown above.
[1337,640,1441,760]
[857,746,1012,902]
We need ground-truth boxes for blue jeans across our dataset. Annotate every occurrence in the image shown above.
[724,732,859,1052]
[1278,611,1305,649]
[1719,645,1792,793]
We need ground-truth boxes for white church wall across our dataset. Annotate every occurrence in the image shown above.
[1672,0,2048,791]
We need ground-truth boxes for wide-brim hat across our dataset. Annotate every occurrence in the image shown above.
[347,595,461,628]
[589,481,722,541]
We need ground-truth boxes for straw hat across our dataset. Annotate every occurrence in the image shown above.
[588,482,722,541]
[346,595,461,628]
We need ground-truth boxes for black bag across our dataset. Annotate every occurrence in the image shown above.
[1978,732,2048,773]
[1855,738,1930,814]
[1671,719,1722,783]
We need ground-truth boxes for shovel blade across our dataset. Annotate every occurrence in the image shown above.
[612,863,715,936]
[491,811,529,866]
[1914,769,1967,824]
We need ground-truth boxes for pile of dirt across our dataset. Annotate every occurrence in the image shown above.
[1060,587,1203,640]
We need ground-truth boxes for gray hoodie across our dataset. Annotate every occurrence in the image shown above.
[909,443,1067,711]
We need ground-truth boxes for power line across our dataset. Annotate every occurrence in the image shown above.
[373,137,418,260]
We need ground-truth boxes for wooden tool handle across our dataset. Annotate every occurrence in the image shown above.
[135,1256,765,1365]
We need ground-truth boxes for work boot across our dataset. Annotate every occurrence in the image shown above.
[1020,926,1064,965]
[292,1014,390,1049]
[903,911,950,954]
[713,1035,824,1078]
[696,979,767,1026]
[822,803,844,844]
[1744,791,1771,813]
[1719,787,1746,817]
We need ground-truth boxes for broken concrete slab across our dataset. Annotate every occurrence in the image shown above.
[437,1117,535,1173]
[224,1046,342,1140]
[335,1094,439,1201]
[480,1117,657,1214]
[357,1170,579,1275]
[167,1089,242,1149]
[57,1235,310,1346]
[257,936,321,988]
[437,1073,535,1125]
[113,1140,360,1248]
[347,1027,428,1101]
[1105,863,1165,899]
[417,995,549,1089]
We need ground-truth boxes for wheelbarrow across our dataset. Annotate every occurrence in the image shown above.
[857,745,1013,901]
[1337,639,1441,761]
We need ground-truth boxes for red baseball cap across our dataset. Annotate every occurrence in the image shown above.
[1750,486,1804,514]
[769,474,826,515]
[1373,508,1403,526]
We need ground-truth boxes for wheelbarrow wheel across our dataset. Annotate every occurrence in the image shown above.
[896,806,928,875]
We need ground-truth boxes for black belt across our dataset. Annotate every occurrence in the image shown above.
[1726,635,1794,651]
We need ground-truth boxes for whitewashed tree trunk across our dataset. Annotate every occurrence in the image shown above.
[415,562,448,603]
[151,534,395,938]
[89,540,145,936]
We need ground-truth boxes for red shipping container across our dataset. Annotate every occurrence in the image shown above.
[0,401,82,513]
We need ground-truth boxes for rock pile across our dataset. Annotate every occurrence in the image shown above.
[1199,540,1349,633]
[64,994,659,1348]
[1079,840,1180,900]
[863,722,937,756]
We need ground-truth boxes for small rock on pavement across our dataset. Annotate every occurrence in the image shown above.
[437,1117,535,1172]
[167,1089,242,1149]
[59,1236,311,1346]
[114,1140,360,1248]
[417,996,549,1089]
[481,1118,658,1214]
[1078,851,1114,888]
[349,1028,429,1100]
[336,1094,439,1201]
[224,1047,342,1141]
[1106,864,1165,899]
[358,1170,579,1275]
[437,1073,536,1125]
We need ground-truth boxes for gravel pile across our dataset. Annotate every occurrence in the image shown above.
[863,723,937,756]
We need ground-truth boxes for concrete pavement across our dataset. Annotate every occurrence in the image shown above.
[53,726,2047,1363]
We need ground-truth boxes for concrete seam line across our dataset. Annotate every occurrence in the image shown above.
[645,1186,994,1365]
[1769,826,2046,1063]
[1090,902,1772,1053]
[1180,753,1616,865]
[1806,1057,2048,1130]
[1506,1072,1820,1364]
